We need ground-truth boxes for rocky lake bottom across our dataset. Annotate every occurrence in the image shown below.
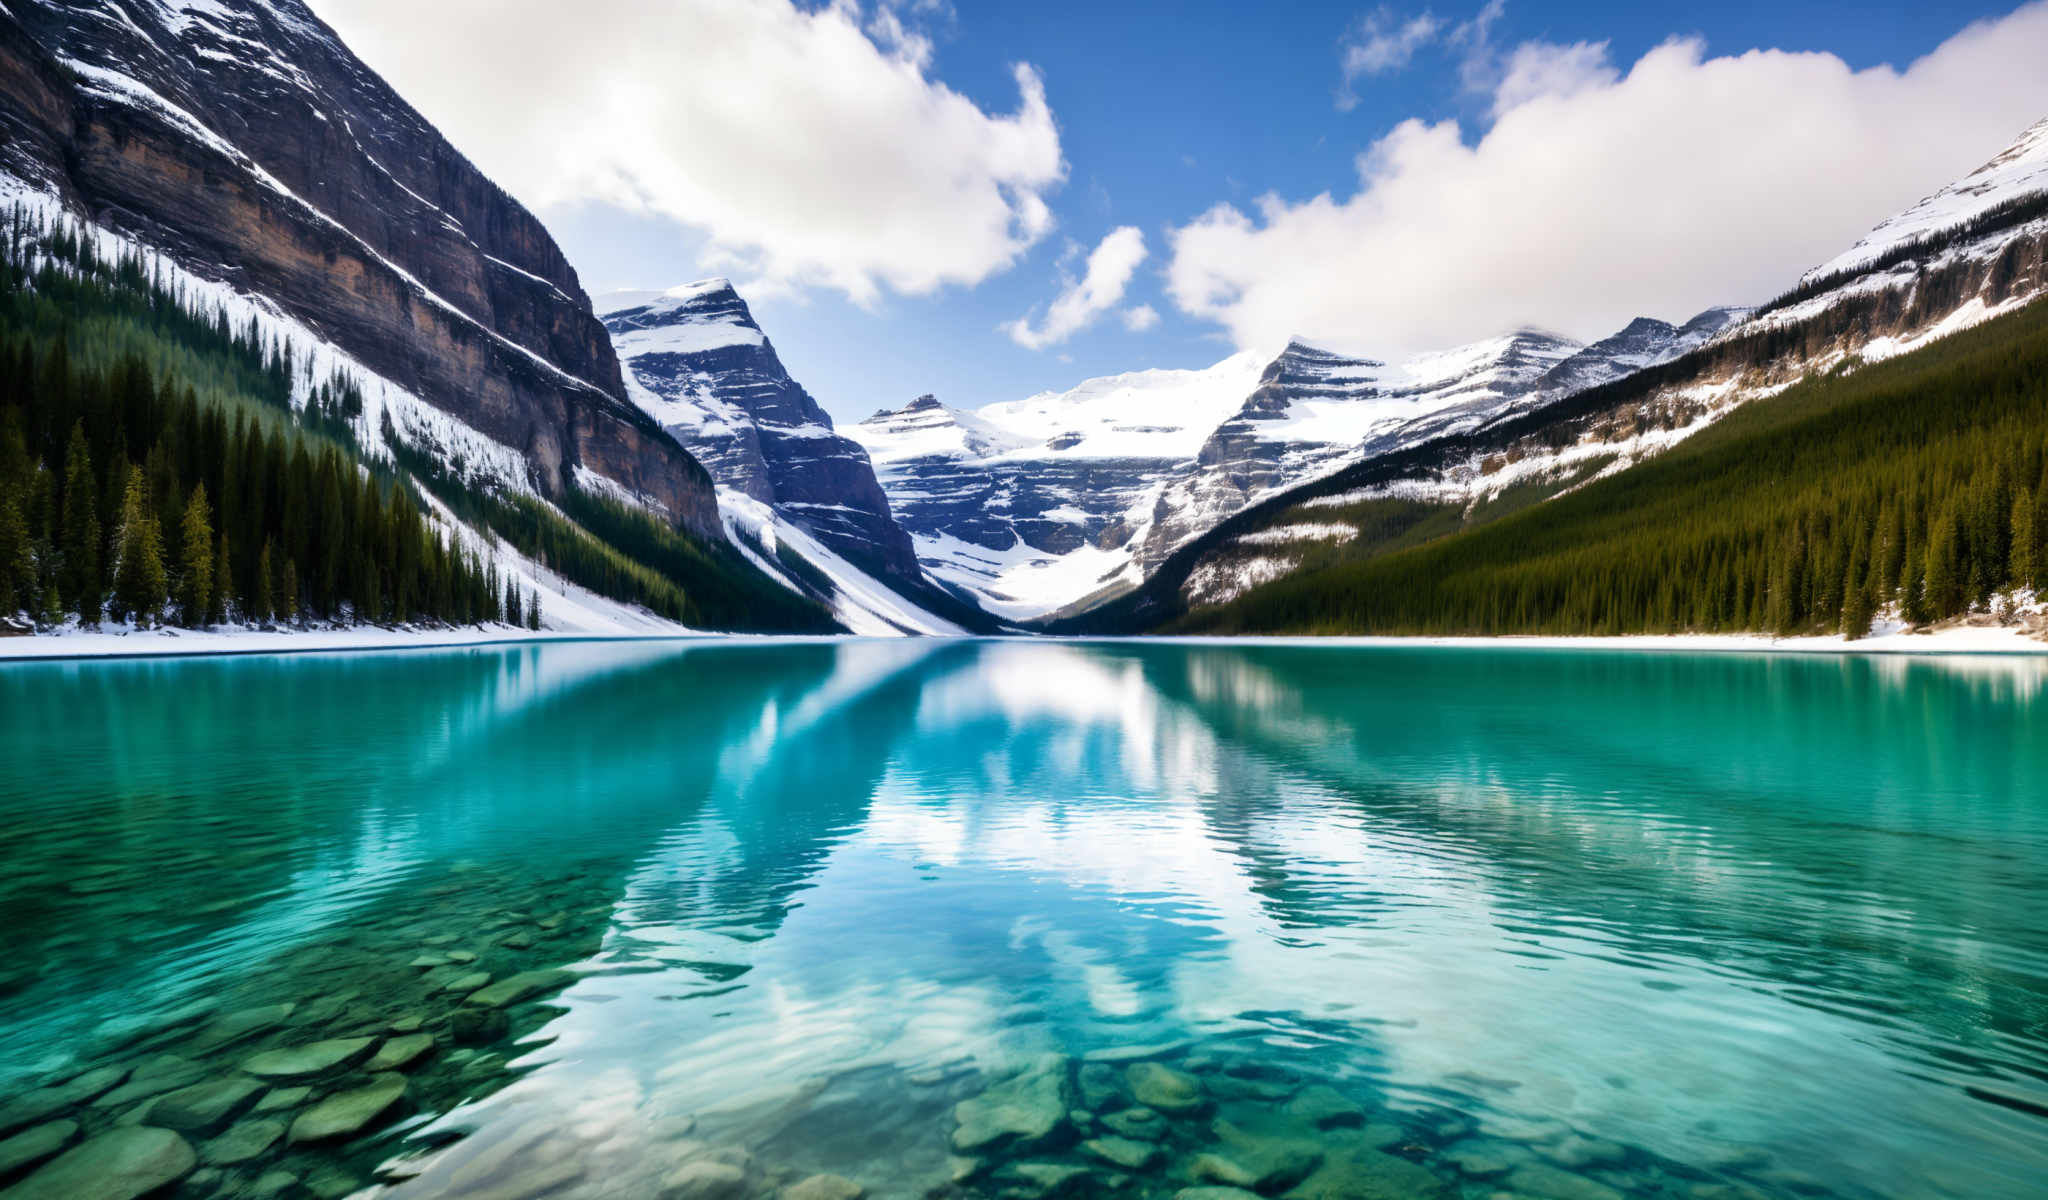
[2,640,2044,1199]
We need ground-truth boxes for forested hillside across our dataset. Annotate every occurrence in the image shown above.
[0,213,837,634]
[1171,297,2048,638]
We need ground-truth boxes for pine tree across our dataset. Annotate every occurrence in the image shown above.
[210,534,231,624]
[504,577,522,627]
[527,588,541,631]
[112,464,167,626]
[59,422,100,621]
[0,492,29,617]
[254,538,275,623]
[1841,554,1875,640]
[282,558,299,624]
[2013,486,2040,594]
[178,482,214,626]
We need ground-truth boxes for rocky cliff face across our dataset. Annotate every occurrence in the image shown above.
[0,0,720,536]
[601,280,921,581]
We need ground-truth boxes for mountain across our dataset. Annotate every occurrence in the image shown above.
[1065,115,2048,633]
[849,319,1729,621]
[601,281,989,635]
[0,0,836,633]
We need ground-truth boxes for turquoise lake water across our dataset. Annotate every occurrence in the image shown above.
[1,639,2045,1199]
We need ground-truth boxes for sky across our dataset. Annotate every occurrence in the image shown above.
[307,0,2048,423]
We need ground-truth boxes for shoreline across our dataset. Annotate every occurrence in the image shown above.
[6,620,2048,663]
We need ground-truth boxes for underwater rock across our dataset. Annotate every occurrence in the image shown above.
[441,972,493,995]
[1442,1138,1530,1178]
[91,1056,205,1108]
[662,1159,748,1199]
[1101,1106,1167,1141]
[1005,1161,1093,1197]
[952,1058,1071,1153]
[148,1076,264,1134]
[1281,1145,1450,1200]
[1082,1135,1160,1170]
[465,969,575,1008]
[1126,1063,1203,1114]
[782,1173,864,1200]
[1546,1134,1628,1169]
[1076,1063,1122,1111]
[287,1074,407,1144]
[0,1119,77,1178]
[365,1034,437,1072]
[243,1037,377,1080]
[202,1117,284,1165]
[4,1126,195,1200]
[251,1087,311,1114]
[190,1003,295,1051]
[1503,1162,1626,1200]
[1176,1190,1262,1200]
[1281,1085,1363,1130]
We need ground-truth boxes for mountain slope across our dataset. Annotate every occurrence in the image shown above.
[0,0,839,633]
[1170,294,2048,638]
[1063,116,2048,634]
[601,281,992,634]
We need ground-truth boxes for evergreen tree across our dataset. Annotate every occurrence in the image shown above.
[0,492,29,617]
[178,481,214,626]
[112,464,167,626]
[59,422,100,621]
[527,588,541,631]
[504,577,522,628]
[210,534,232,625]
[282,558,300,624]
[254,538,275,623]
[1841,553,1875,640]
[2013,486,2040,593]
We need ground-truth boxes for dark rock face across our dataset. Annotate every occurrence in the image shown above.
[603,282,920,580]
[0,0,720,537]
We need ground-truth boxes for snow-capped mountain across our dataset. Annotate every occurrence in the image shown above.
[602,281,979,635]
[0,0,721,535]
[1073,116,2048,629]
[851,318,1731,620]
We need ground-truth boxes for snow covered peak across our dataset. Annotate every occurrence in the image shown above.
[972,348,1277,461]
[854,394,1032,463]
[1805,116,2048,283]
[600,279,767,357]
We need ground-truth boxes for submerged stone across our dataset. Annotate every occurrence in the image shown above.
[450,1006,510,1044]
[149,1076,264,1134]
[365,1033,437,1072]
[1101,1106,1167,1141]
[1082,1135,1160,1170]
[663,1160,747,1199]
[1126,1062,1203,1114]
[1175,1190,1262,1200]
[951,1058,1071,1153]
[4,1126,195,1200]
[1076,1062,1122,1111]
[0,1119,77,1178]
[1442,1138,1530,1178]
[465,969,574,1009]
[441,972,493,995]
[1504,1162,1626,1200]
[91,1056,204,1108]
[1007,1161,1092,1197]
[1284,1146,1451,1200]
[782,1173,864,1200]
[243,1037,376,1080]
[251,1086,311,1114]
[203,1117,284,1165]
[287,1074,407,1144]
[1282,1084,1364,1129]
[190,1004,294,1051]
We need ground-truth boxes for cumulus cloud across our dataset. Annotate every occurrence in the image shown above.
[307,0,1065,304]
[1122,304,1162,332]
[1004,227,1149,350]
[1170,2,2048,360]
[1337,8,1443,109]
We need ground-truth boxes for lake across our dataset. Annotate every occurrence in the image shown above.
[1,639,2044,1200]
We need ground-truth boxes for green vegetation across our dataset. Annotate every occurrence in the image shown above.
[1174,296,2048,637]
[0,209,835,634]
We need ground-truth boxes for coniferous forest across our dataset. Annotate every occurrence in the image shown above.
[1172,295,2048,638]
[0,210,835,635]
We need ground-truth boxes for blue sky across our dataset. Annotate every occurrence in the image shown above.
[317,1,2048,422]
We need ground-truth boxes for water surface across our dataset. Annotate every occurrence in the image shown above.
[1,640,2045,1199]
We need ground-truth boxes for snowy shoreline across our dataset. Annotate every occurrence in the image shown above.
[7,620,2048,663]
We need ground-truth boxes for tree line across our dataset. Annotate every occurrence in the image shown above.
[1177,295,2048,638]
[0,210,537,631]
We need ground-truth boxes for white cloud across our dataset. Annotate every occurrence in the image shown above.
[1338,8,1444,109]
[307,0,1065,305]
[1004,227,1149,350]
[1122,305,1162,332]
[1170,2,2048,360]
